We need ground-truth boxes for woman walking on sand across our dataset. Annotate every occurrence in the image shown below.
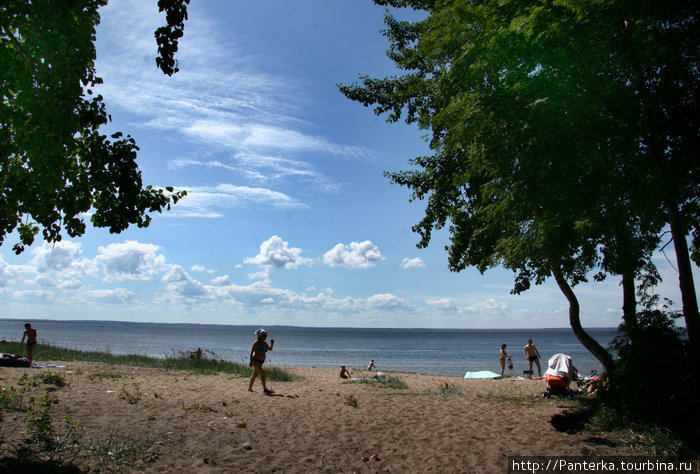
[248,329,275,394]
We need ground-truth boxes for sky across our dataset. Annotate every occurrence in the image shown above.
[0,0,697,329]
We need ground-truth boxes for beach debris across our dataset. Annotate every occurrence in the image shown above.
[243,442,252,450]
[362,454,380,462]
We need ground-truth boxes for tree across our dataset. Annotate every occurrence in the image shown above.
[0,0,189,254]
[340,0,699,365]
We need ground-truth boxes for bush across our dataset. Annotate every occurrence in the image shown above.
[605,304,698,442]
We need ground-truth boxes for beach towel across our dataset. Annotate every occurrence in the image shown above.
[545,353,575,378]
[464,370,502,379]
[0,353,31,367]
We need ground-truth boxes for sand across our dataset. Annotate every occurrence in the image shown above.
[1,362,636,473]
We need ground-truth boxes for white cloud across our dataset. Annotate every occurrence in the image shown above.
[323,241,384,269]
[245,236,313,270]
[464,298,508,313]
[191,265,215,274]
[29,242,95,276]
[170,153,340,192]
[211,275,231,286]
[427,298,458,312]
[95,241,167,281]
[12,290,55,303]
[427,297,507,315]
[168,184,307,218]
[400,257,426,269]
[82,288,135,304]
[162,265,208,298]
[365,294,412,312]
[0,256,19,287]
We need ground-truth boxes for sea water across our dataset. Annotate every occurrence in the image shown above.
[0,319,617,376]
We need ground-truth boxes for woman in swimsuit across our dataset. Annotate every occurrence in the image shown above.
[20,323,37,366]
[248,329,275,394]
[499,344,511,376]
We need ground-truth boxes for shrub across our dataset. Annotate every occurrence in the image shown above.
[605,301,698,443]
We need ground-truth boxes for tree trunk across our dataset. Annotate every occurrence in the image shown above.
[550,262,616,374]
[621,270,637,330]
[667,207,700,347]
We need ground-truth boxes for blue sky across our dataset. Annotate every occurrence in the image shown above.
[0,0,696,328]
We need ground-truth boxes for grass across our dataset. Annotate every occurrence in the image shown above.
[475,391,552,406]
[343,394,358,407]
[87,431,159,470]
[434,381,461,395]
[345,374,408,389]
[587,404,686,457]
[0,341,297,381]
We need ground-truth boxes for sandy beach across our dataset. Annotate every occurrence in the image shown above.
[1,362,638,472]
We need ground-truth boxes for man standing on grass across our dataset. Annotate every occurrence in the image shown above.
[523,339,541,377]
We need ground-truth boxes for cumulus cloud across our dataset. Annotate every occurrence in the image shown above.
[0,256,19,287]
[191,265,215,274]
[323,241,384,269]
[12,290,55,303]
[400,257,426,269]
[82,288,135,304]
[95,241,167,281]
[211,275,231,286]
[365,294,412,312]
[427,298,458,312]
[427,297,507,314]
[245,236,313,270]
[29,242,95,277]
[30,241,82,271]
[464,298,508,313]
[162,265,208,298]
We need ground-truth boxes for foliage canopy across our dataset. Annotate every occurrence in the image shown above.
[0,0,188,254]
[341,0,699,363]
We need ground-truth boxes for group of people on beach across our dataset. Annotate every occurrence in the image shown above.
[499,339,542,377]
[15,324,580,396]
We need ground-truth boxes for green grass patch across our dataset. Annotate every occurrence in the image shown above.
[475,392,551,406]
[343,394,358,407]
[87,372,123,381]
[38,370,67,387]
[0,341,296,381]
[0,385,28,411]
[179,400,216,412]
[587,405,685,457]
[346,375,408,389]
[435,381,461,395]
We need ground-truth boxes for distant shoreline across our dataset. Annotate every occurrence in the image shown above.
[0,317,619,331]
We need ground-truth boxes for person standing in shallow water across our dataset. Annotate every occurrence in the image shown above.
[20,323,37,366]
[248,329,275,394]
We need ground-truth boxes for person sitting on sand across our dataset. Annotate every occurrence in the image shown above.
[523,339,542,377]
[544,353,578,391]
[339,365,352,379]
[248,329,275,395]
[499,344,511,376]
[586,372,607,398]
[20,323,37,366]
